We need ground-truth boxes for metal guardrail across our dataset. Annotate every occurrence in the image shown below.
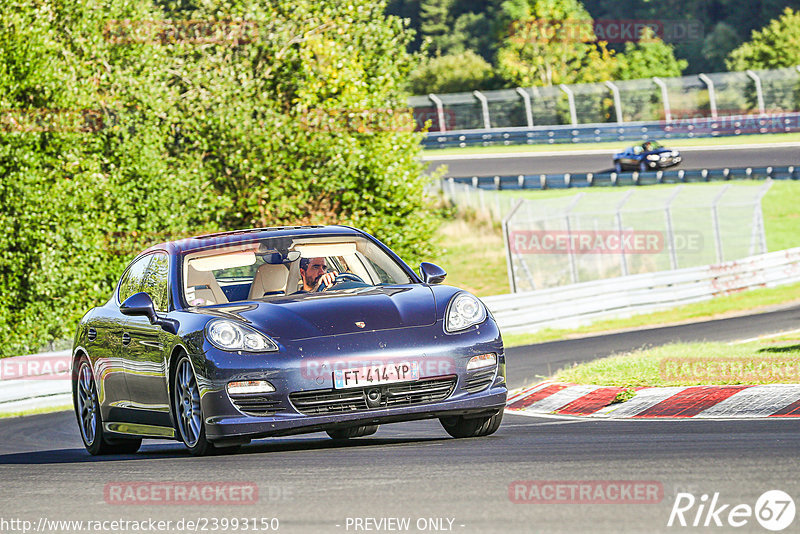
[422,112,800,149]
[0,350,71,415]
[445,164,799,191]
[482,247,800,334]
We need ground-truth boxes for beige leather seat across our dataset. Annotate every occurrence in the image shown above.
[248,263,289,299]
[186,265,229,305]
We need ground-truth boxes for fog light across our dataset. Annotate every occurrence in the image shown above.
[467,353,496,371]
[227,380,275,395]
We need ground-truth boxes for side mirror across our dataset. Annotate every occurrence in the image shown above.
[120,292,179,334]
[120,292,157,322]
[419,262,447,284]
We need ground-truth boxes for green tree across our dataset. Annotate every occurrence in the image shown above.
[495,0,617,87]
[407,50,496,94]
[699,22,741,73]
[727,7,800,70]
[420,0,457,53]
[614,27,688,80]
[0,0,437,356]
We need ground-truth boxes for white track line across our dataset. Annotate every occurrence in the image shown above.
[730,327,800,345]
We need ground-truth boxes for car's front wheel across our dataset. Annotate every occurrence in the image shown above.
[614,160,622,173]
[439,410,503,438]
[639,161,647,173]
[74,356,141,455]
[173,355,215,456]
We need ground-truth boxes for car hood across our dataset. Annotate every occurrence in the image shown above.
[649,148,674,155]
[197,285,437,341]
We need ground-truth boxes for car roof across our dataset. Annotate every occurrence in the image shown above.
[142,225,364,255]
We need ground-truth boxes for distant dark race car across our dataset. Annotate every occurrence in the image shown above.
[72,226,507,456]
[613,140,681,172]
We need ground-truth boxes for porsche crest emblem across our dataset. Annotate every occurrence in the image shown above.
[355,321,366,329]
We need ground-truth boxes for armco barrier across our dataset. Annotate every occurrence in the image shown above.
[445,165,798,191]
[482,247,800,333]
[422,113,800,149]
[0,350,71,415]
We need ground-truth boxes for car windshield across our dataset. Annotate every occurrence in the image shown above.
[182,235,413,306]
[642,140,663,151]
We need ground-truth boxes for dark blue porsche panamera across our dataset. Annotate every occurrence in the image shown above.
[72,226,507,455]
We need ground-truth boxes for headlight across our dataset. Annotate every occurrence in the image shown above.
[646,154,660,160]
[671,151,679,156]
[445,293,487,333]
[206,319,279,352]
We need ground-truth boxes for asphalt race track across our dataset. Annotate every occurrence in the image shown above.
[424,144,800,177]
[2,304,799,533]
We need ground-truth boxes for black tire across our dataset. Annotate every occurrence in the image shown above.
[614,160,622,173]
[439,410,503,439]
[74,356,142,455]
[326,424,379,440]
[639,161,647,173]
[173,355,215,456]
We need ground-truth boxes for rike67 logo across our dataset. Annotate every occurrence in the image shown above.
[668,490,796,531]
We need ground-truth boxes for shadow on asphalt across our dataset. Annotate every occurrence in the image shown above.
[0,436,450,465]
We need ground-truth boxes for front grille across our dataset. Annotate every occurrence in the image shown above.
[229,394,282,417]
[289,376,457,416]
[464,367,497,393]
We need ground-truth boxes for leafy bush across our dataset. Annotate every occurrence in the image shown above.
[407,50,496,95]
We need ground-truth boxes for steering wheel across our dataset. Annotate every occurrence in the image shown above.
[317,272,366,292]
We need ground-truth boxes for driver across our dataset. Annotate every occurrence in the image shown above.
[299,257,338,292]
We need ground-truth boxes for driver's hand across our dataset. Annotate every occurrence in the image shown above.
[315,271,339,291]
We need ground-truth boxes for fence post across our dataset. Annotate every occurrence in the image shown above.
[428,93,446,133]
[516,87,534,128]
[559,84,578,125]
[473,90,491,130]
[604,81,624,123]
[745,70,766,115]
[698,73,717,119]
[652,77,671,122]
[616,190,635,276]
[564,193,585,284]
[503,199,528,293]
[750,181,773,255]
[711,184,731,263]
[664,185,683,270]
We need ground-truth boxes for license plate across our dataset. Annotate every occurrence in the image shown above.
[333,362,419,389]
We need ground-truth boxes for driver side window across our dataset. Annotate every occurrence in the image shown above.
[118,255,153,303]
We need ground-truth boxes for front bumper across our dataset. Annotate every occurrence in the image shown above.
[646,155,681,169]
[193,320,507,442]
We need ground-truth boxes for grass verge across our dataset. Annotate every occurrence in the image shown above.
[552,332,800,387]
[424,131,800,157]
